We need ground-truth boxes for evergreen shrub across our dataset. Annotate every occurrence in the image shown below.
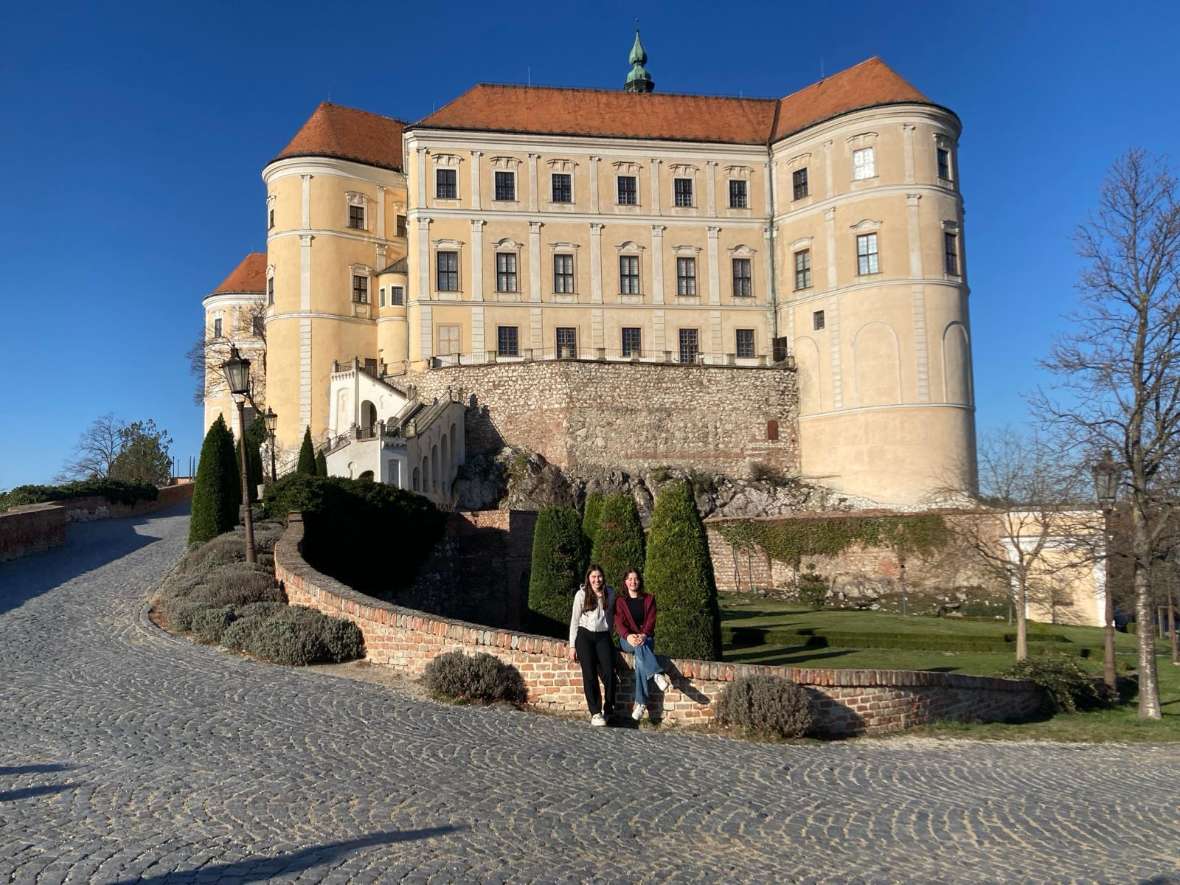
[644,480,721,660]
[581,492,606,553]
[422,651,527,704]
[190,606,237,645]
[0,478,158,513]
[796,567,829,609]
[189,416,241,546]
[1001,656,1112,713]
[220,605,363,665]
[715,675,814,738]
[527,506,585,637]
[590,493,645,591]
[314,450,328,477]
[296,427,317,476]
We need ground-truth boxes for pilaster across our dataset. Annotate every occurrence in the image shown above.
[528,153,539,212]
[589,223,603,304]
[416,149,427,208]
[706,161,717,216]
[470,219,485,302]
[589,156,600,213]
[471,150,482,210]
[650,225,665,304]
[902,124,916,185]
[528,221,543,303]
[824,208,837,289]
[649,158,661,213]
[706,226,721,306]
[417,217,432,303]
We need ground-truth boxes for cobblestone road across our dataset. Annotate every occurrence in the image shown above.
[0,508,1177,884]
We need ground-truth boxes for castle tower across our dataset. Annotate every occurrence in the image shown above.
[260,102,409,458]
[201,252,267,439]
[770,59,977,505]
[623,30,654,93]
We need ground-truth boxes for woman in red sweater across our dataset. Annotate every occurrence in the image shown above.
[614,568,672,720]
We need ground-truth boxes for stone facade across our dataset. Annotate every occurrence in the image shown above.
[276,514,1043,735]
[407,359,797,475]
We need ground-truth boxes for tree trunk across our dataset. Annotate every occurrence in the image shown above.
[1169,588,1178,666]
[1016,577,1028,661]
[1131,507,1161,718]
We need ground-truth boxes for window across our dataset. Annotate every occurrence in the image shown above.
[348,204,365,230]
[735,329,755,359]
[553,254,574,293]
[435,169,457,199]
[728,180,748,209]
[813,310,825,331]
[674,177,693,207]
[349,273,368,304]
[556,327,577,359]
[676,257,697,296]
[617,175,637,205]
[437,324,460,356]
[396,214,407,237]
[732,258,752,298]
[494,171,515,201]
[436,251,459,291]
[678,328,699,364]
[619,255,640,294]
[856,233,879,275]
[268,208,274,230]
[497,325,519,357]
[379,287,385,307]
[792,168,809,200]
[495,252,518,292]
[212,317,222,338]
[794,250,812,290]
[267,277,275,305]
[853,147,875,180]
[937,148,951,181]
[390,286,404,306]
[621,327,642,358]
[944,232,959,275]
[551,173,572,203]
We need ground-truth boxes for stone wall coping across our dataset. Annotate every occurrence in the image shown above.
[422,360,794,375]
[276,512,1035,695]
[2,502,67,517]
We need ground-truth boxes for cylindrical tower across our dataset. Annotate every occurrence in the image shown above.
[772,91,975,506]
[261,102,409,459]
[201,252,267,439]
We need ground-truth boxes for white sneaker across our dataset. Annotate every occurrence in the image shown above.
[632,703,645,721]
[654,673,671,692]
[590,713,606,727]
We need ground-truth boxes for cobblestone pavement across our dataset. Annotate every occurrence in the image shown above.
[1,508,1178,884]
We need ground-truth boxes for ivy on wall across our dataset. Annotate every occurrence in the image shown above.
[714,513,951,566]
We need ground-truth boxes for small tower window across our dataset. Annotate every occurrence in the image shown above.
[813,310,825,331]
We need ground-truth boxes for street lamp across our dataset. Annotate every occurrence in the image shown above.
[264,406,278,483]
[223,345,257,564]
[1091,449,1119,692]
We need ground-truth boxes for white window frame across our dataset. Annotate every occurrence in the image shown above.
[852,147,876,181]
[345,192,367,231]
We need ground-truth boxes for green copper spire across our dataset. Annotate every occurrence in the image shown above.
[624,30,654,93]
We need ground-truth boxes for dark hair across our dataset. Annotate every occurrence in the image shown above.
[622,568,645,596]
[583,563,607,613]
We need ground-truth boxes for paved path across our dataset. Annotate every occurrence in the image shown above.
[0,508,1177,884]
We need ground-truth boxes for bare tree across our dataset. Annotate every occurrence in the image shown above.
[188,301,267,406]
[950,429,1093,660]
[1034,149,1180,719]
[57,414,124,481]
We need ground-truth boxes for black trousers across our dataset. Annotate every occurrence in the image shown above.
[575,627,616,716]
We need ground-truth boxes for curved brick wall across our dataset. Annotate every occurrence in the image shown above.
[275,513,1042,736]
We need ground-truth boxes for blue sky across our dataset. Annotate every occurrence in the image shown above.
[0,0,1176,488]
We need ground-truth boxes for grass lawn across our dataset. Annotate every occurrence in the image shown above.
[721,595,1180,742]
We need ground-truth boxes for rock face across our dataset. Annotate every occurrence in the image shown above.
[453,445,855,523]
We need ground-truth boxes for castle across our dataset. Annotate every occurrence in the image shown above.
[202,39,977,508]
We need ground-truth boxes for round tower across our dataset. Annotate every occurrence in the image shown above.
[261,102,409,460]
[201,252,267,439]
[771,60,976,506]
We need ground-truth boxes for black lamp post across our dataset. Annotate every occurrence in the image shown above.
[223,346,257,564]
[264,406,278,483]
[1091,449,1119,692]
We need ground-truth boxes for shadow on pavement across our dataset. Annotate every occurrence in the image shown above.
[0,501,190,617]
[0,763,73,776]
[116,826,463,884]
[0,783,77,802]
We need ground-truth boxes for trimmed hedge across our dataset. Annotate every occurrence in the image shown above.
[723,625,1080,655]
[261,474,446,595]
[422,651,527,704]
[715,675,814,738]
[221,605,364,666]
[644,480,722,660]
[589,493,645,592]
[189,416,240,546]
[527,506,585,637]
[0,478,158,513]
[1001,656,1112,713]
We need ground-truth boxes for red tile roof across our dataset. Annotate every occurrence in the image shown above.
[413,57,938,145]
[211,252,267,295]
[771,57,930,141]
[416,84,778,144]
[272,102,406,171]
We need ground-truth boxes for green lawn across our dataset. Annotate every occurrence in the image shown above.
[721,595,1180,742]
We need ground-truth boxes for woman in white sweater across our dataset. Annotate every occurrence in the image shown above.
[568,564,616,726]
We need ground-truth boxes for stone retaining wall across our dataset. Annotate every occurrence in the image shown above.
[275,513,1043,736]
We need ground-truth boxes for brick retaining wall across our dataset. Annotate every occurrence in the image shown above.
[275,513,1043,736]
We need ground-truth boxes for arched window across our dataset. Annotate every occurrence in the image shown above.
[449,423,457,464]
[422,456,429,492]
[412,467,420,491]
[440,435,449,479]
[431,444,439,491]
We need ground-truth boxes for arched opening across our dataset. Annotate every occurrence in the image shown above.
[412,467,420,491]
[431,444,439,491]
[440,435,449,481]
[449,423,457,464]
[358,470,374,482]
[421,456,429,493]
[360,400,377,436]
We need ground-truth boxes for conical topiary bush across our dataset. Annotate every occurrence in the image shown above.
[589,493,645,592]
[315,450,328,477]
[527,505,585,637]
[644,479,721,660]
[581,492,605,559]
[189,415,241,546]
[296,427,316,476]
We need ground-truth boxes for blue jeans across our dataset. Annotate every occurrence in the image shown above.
[618,636,662,706]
